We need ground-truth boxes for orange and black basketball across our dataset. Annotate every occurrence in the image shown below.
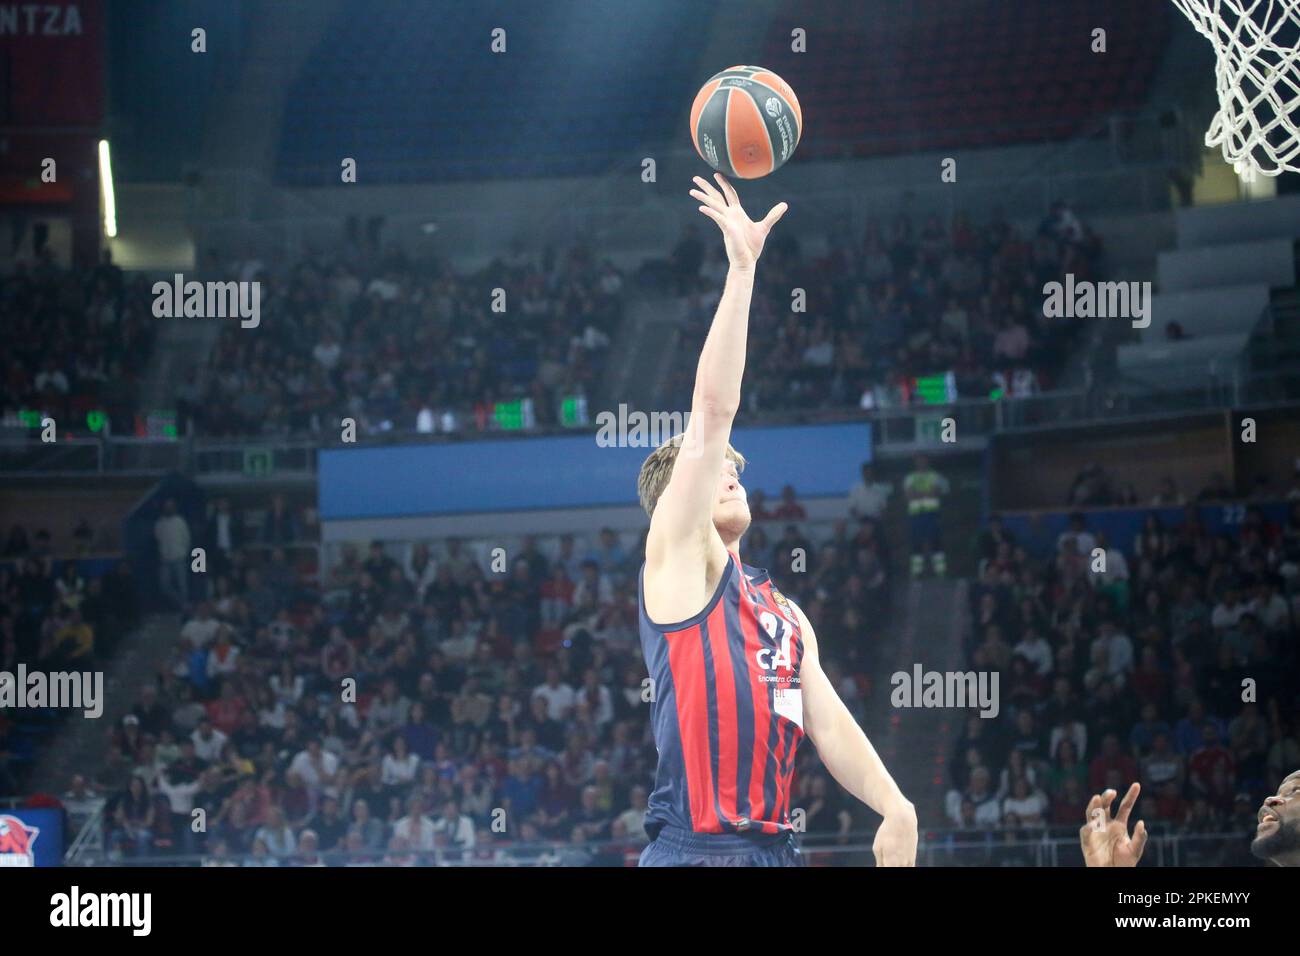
[689,65,802,179]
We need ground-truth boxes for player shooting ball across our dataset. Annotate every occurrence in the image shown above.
[633,172,918,867]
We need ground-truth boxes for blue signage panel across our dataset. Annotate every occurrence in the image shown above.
[0,808,64,867]
[319,422,872,520]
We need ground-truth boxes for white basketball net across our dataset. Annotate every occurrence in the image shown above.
[1170,0,1300,176]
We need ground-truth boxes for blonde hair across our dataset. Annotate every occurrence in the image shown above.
[637,434,746,518]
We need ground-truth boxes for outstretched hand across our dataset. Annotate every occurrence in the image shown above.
[690,173,788,272]
[1080,782,1148,867]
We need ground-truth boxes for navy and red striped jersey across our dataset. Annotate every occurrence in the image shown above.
[638,550,805,836]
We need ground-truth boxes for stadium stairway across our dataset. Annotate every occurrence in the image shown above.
[606,292,688,414]
[24,613,180,798]
[865,577,971,830]
[138,316,224,428]
[1117,194,1300,391]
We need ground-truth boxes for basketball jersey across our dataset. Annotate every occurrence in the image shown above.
[638,550,805,836]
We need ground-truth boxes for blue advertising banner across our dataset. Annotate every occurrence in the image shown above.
[0,808,65,867]
[319,422,872,520]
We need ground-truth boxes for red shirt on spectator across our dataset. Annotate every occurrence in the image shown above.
[1088,753,1139,792]
[772,486,806,521]
[207,696,246,736]
[1188,744,1234,792]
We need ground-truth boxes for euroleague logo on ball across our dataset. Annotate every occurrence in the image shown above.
[764,97,783,118]
[699,132,719,168]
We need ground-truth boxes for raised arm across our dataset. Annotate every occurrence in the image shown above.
[793,601,918,866]
[645,174,787,578]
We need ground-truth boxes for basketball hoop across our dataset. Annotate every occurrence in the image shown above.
[1170,0,1300,176]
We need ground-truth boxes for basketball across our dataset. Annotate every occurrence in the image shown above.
[690,65,802,179]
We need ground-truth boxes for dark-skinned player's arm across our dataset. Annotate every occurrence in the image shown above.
[645,174,787,572]
[791,601,918,866]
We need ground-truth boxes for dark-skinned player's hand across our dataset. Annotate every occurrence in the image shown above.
[1080,782,1147,867]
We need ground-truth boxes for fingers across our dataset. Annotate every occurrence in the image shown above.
[713,172,740,206]
[1130,820,1148,861]
[689,187,727,213]
[692,175,725,206]
[1083,791,1107,826]
[761,201,789,230]
[696,205,724,226]
[1115,782,1141,826]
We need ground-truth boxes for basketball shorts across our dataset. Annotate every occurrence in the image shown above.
[638,825,804,867]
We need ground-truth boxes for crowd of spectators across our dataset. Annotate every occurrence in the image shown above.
[949,498,1300,863]
[4,203,1104,447]
[179,241,622,439]
[664,203,1101,415]
[0,527,141,794]
[1066,462,1300,509]
[77,497,893,865]
[0,251,156,438]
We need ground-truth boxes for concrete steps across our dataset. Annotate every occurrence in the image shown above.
[26,613,180,796]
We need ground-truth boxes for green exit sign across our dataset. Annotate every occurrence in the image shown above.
[915,414,947,445]
[244,448,273,477]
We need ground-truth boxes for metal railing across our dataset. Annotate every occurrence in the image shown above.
[65,828,1255,868]
[4,370,1297,478]
[63,798,108,864]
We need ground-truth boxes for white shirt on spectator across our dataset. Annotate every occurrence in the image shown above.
[313,341,342,370]
[532,682,576,721]
[191,727,228,762]
[432,813,476,854]
[1104,632,1134,677]
[381,752,420,787]
[1014,636,1053,677]
[181,616,220,648]
[155,514,192,562]
[1253,593,1290,632]
[1211,601,1247,631]
[394,814,436,851]
[1003,790,1047,821]
[1056,529,1096,557]
[849,480,893,520]
[35,368,70,393]
[207,645,240,679]
[289,749,340,790]
[157,775,202,814]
